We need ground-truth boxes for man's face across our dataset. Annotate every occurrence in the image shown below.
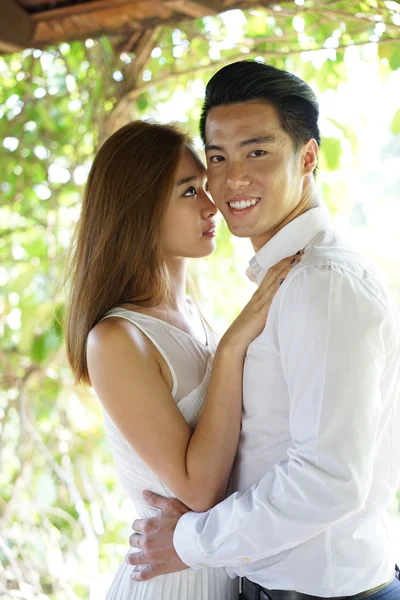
[205,101,317,250]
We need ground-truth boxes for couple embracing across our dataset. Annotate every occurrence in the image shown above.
[66,61,400,600]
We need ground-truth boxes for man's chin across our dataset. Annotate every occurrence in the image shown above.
[223,221,276,252]
[223,220,257,239]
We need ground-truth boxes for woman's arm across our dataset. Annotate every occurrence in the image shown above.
[87,255,299,512]
[87,319,243,512]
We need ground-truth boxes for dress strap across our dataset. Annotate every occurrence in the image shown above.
[100,309,178,397]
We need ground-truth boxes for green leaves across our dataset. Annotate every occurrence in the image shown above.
[379,42,400,70]
[31,326,61,364]
[246,14,269,38]
[321,137,342,171]
[391,108,400,134]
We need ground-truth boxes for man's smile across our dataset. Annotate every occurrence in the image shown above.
[226,196,261,215]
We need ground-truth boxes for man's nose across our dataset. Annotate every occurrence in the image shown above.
[226,164,250,189]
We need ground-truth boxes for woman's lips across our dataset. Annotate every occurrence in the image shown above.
[202,227,216,237]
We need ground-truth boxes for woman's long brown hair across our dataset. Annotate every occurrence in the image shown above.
[65,121,189,385]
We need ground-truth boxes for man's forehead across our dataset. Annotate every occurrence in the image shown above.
[205,102,280,143]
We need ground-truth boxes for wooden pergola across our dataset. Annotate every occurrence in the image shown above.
[0,0,278,53]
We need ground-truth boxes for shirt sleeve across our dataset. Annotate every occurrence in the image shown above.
[173,264,389,569]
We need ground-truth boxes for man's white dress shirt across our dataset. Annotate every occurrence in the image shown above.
[174,207,400,596]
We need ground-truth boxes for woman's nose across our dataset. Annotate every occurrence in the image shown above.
[200,189,218,216]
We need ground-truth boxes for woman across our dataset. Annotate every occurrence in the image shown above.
[65,121,300,599]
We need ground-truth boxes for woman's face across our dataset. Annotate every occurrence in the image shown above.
[162,146,217,260]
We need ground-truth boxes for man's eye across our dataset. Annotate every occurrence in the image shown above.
[183,186,197,197]
[250,150,267,157]
[210,155,225,163]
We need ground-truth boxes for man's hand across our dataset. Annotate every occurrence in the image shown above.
[126,490,191,581]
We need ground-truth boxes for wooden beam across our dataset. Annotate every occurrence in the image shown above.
[0,0,35,52]
[30,0,147,23]
[165,0,224,18]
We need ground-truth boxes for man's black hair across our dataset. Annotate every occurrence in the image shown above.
[200,60,320,151]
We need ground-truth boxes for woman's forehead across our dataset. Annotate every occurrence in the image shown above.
[177,146,206,178]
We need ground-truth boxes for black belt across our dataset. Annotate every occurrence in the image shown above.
[240,569,399,600]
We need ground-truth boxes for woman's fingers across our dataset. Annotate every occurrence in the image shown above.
[278,259,299,286]
[252,251,303,309]
[259,250,304,293]
[222,251,304,351]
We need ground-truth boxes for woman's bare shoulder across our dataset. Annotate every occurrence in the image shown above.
[87,316,150,360]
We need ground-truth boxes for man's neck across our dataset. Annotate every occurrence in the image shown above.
[251,186,321,253]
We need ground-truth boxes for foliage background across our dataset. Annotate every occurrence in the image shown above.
[1,2,400,598]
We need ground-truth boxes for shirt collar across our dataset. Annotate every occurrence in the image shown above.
[246,206,331,284]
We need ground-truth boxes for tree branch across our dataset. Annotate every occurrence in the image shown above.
[126,34,398,102]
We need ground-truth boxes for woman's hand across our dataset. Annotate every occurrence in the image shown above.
[220,251,303,353]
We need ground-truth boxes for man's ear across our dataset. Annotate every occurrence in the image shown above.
[303,139,319,175]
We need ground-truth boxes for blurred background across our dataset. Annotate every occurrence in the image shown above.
[1,1,400,598]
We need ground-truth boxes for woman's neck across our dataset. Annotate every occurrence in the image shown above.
[121,258,190,317]
[165,257,189,313]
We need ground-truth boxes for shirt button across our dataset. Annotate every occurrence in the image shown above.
[241,557,250,563]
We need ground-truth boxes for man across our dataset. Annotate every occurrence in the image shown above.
[126,61,400,600]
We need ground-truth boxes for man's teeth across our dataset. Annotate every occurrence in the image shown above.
[229,198,260,210]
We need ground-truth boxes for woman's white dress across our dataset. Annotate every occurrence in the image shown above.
[100,307,238,600]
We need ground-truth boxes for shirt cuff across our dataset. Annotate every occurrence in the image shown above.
[173,510,209,570]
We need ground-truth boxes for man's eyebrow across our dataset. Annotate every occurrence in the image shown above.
[240,135,277,146]
[205,144,223,152]
[176,175,197,185]
[205,135,277,152]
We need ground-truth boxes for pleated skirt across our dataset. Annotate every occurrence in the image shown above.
[105,560,238,600]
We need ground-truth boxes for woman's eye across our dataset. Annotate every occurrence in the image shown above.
[183,186,197,197]
[250,149,267,157]
[210,155,225,163]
